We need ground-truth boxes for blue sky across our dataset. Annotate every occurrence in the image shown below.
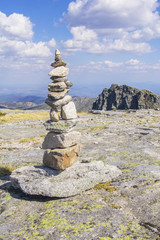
[0,0,160,98]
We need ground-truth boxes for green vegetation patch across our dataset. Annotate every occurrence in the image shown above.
[94,181,117,192]
[0,161,17,177]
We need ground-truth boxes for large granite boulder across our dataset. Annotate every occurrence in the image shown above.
[92,84,160,110]
[10,161,121,198]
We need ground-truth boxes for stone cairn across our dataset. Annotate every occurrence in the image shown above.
[10,50,122,198]
[42,49,81,170]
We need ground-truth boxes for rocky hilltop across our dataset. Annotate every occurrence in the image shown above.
[92,84,160,110]
[0,108,160,239]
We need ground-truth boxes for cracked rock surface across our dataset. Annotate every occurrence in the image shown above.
[0,108,160,239]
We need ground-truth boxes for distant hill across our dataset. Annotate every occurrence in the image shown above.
[92,84,160,110]
[0,95,45,104]
[0,96,96,112]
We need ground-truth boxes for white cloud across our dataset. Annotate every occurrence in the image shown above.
[72,58,160,73]
[63,0,160,54]
[0,12,33,40]
[0,11,56,69]
[66,0,159,29]
[63,26,151,54]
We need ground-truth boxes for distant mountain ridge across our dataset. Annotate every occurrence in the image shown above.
[92,84,160,110]
[0,95,96,112]
[0,95,45,104]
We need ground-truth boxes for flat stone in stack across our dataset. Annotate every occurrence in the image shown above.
[43,49,80,170]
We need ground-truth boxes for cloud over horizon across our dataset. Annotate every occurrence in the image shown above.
[63,0,160,54]
[0,11,56,70]
[71,58,160,76]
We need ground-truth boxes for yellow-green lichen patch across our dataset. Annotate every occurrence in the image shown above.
[4,198,107,239]
[108,203,122,209]
[94,181,117,192]
[99,221,153,240]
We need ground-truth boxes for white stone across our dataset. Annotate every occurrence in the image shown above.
[55,49,60,55]
[42,131,81,149]
[10,162,122,197]
[61,101,77,120]
[48,89,69,100]
[50,108,59,122]
[48,82,67,92]
[49,66,69,77]
[45,95,72,108]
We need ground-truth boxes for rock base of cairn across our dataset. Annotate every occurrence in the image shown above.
[10,162,122,198]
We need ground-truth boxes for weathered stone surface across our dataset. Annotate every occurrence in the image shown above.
[43,143,81,170]
[48,89,69,101]
[50,76,68,82]
[10,161,122,197]
[50,108,59,122]
[45,95,72,108]
[49,66,69,77]
[61,101,77,120]
[42,131,81,149]
[51,61,67,68]
[43,119,77,132]
[92,84,160,110]
[66,80,73,88]
[48,82,67,92]
[55,49,62,62]
[2,109,160,239]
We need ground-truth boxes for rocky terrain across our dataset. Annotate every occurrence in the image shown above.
[0,108,160,239]
[93,84,160,110]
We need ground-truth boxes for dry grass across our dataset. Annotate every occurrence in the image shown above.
[0,111,49,123]
[0,161,17,177]
[0,112,6,117]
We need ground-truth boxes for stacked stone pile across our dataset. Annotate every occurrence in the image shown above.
[42,49,81,170]
[10,50,122,198]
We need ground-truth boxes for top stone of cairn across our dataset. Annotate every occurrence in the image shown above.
[51,49,67,68]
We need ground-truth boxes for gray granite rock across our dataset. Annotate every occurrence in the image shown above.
[51,61,67,68]
[45,95,72,108]
[48,82,67,92]
[49,66,69,77]
[50,76,68,82]
[48,89,69,100]
[92,84,160,110]
[61,101,77,120]
[66,80,73,88]
[10,161,122,197]
[50,108,59,122]
[42,131,81,149]
[43,119,77,133]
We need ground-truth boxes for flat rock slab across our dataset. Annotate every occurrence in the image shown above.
[10,161,121,198]
[42,131,81,149]
[44,119,77,132]
[45,95,72,108]
[49,66,69,77]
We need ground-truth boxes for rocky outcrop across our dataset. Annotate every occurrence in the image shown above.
[10,162,121,197]
[92,84,160,110]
